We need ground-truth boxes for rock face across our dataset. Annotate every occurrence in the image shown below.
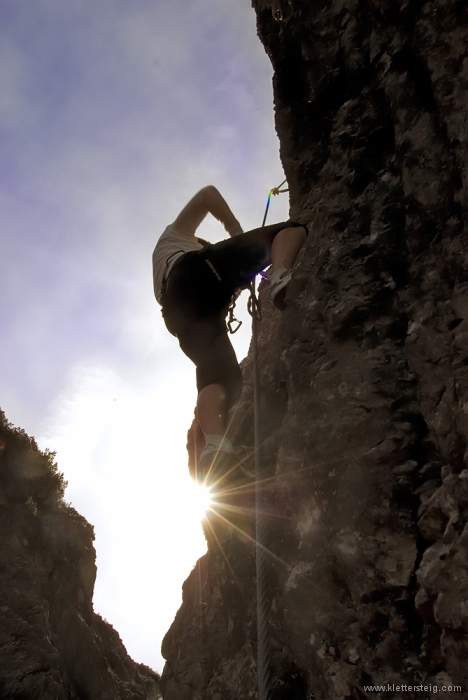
[0,412,161,700]
[160,1,468,698]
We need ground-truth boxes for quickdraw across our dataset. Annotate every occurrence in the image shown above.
[227,300,242,334]
[227,179,288,335]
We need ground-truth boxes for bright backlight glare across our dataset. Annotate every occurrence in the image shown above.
[191,482,213,521]
[170,478,214,524]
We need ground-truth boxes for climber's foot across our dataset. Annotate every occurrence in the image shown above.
[269,268,292,310]
[197,447,238,489]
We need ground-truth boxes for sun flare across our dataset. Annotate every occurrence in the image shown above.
[176,479,214,524]
[191,482,213,521]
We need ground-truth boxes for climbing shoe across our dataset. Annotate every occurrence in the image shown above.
[197,447,256,489]
[269,268,292,310]
[197,447,239,489]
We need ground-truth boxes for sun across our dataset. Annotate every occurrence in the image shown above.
[187,481,213,522]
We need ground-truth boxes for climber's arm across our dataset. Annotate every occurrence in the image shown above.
[172,185,243,238]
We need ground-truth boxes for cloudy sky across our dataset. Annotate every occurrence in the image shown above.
[1,0,290,672]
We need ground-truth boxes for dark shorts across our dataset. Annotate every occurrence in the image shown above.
[160,221,299,409]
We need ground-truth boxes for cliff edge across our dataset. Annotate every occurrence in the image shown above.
[160,1,468,698]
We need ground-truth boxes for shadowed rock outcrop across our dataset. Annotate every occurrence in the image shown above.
[160,1,468,698]
[0,411,161,700]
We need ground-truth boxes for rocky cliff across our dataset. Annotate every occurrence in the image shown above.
[160,1,468,698]
[0,411,161,700]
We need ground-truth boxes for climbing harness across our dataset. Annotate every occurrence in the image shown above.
[248,178,288,700]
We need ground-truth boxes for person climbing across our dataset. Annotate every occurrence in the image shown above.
[153,185,307,485]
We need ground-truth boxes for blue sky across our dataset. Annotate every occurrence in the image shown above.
[1,0,290,672]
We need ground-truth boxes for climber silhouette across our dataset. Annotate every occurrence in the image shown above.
[153,186,307,483]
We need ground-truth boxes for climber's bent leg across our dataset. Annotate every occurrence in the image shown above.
[205,221,307,288]
[195,382,239,485]
[174,317,243,432]
[268,225,308,309]
[161,259,242,420]
[179,324,242,484]
[196,383,227,436]
[270,226,307,273]
[161,220,308,319]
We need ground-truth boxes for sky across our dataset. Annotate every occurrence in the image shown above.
[1,0,290,672]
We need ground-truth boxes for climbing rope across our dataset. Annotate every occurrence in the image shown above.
[250,290,271,700]
[262,178,289,227]
[248,178,288,700]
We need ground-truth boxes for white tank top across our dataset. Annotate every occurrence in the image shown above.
[152,223,203,303]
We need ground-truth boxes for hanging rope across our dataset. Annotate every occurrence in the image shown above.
[250,289,271,700]
[248,178,288,700]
